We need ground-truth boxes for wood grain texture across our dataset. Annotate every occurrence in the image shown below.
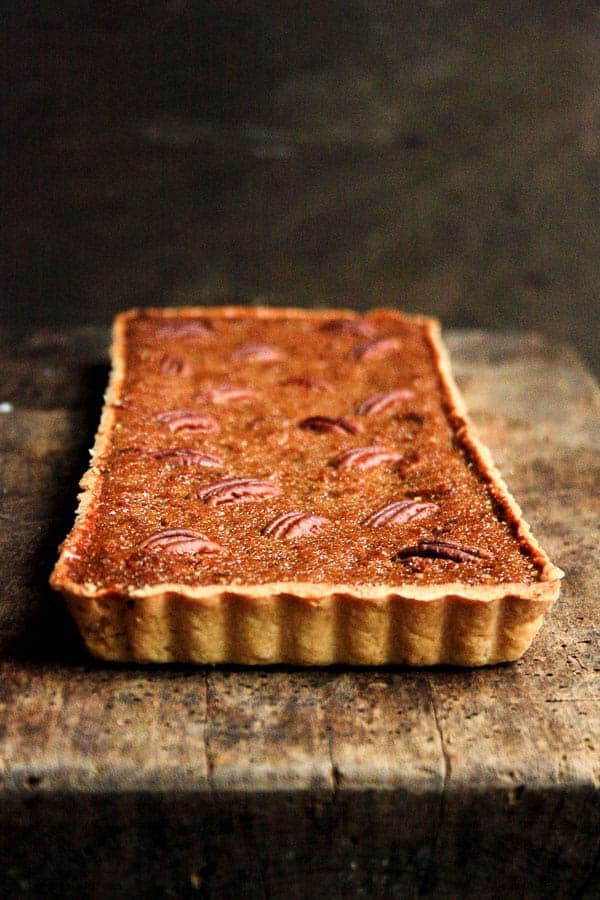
[0,326,598,899]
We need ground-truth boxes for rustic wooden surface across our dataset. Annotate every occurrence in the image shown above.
[0,326,598,899]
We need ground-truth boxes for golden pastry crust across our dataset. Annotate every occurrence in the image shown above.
[50,306,564,665]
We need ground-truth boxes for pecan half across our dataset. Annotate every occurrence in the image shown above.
[196,385,259,404]
[319,318,375,338]
[155,320,213,339]
[364,500,439,527]
[262,511,331,539]
[395,539,493,563]
[280,376,334,392]
[150,448,223,468]
[159,353,191,376]
[356,388,414,416]
[139,528,224,555]
[352,336,402,361]
[299,415,360,435]
[330,445,404,470]
[155,410,219,433]
[233,343,283,362]
[198,477,282,506]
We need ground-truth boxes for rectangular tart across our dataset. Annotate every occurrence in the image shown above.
[50,306,564,666]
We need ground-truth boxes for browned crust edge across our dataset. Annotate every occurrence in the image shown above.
[50,306,564,666]
[424,318,564,587]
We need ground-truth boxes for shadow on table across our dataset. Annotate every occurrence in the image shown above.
[4,362,110,667]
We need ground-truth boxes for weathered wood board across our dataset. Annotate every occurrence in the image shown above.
[0,327,598,899]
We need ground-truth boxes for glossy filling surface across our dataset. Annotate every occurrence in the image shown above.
[64,310,541,591]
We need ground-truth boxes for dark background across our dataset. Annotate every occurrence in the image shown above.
[4,1,600,375]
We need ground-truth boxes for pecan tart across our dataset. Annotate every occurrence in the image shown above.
[50,306,564,665]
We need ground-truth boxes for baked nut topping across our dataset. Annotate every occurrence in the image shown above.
[262,511,331,539]
[280,376,334,392]
[363,500,439,527]
[319,317,376,338]
[352,336,403,361]
[299,416,360,435]
[155,410,219,433]
[139,529,224,555]
[158,353,190,376]
[356,389,415,416]
[149,449,224,468]
[155,319,213,339]
[395,539,493,563]
[330,446,404,470]
[198,477,282,506]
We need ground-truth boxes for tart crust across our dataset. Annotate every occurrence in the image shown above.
[50,306,564,666]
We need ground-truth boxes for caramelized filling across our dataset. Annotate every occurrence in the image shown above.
[65,310,541,591]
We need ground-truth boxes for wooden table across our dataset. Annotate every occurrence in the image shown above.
[1,326,598,899]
